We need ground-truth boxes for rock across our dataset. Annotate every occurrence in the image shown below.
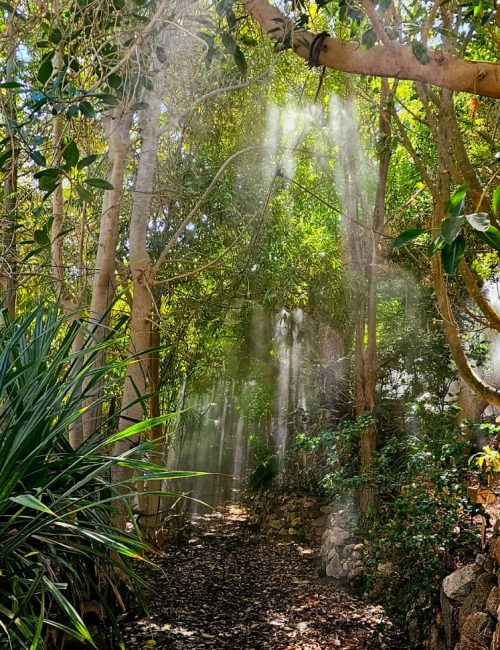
[489,537,500,565]
[458,572,495,628]
[443,564,479,602]
[326,550,344,579]
[348,566,364,582]
[440,588,459,649]
[329,527,351,546]
[492,623,500,650]
[343,544,356,559]
[486,587,500,619]
[459,612,494,649]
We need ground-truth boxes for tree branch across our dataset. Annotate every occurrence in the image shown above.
[241,0,500,98]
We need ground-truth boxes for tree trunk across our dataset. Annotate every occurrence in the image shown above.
[1,18,17,321]
[358,80,392,514]
[112,91,162,531]
[82,107,132,439]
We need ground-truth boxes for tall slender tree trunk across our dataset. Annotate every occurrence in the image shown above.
[112,92,162,532]
[358,80,392,514]
[82,107,132,439]
[1,18,18,321]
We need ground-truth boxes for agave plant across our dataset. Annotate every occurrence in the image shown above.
[0,307,202,649]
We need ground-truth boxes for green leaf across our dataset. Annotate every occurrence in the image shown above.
[108,73,122,89]
[445,184,468,217]
[86,178,114,190]
[43,579,95,646]
[75,183,93,202]
[493,186,500,217]
[37,58,53,85]
[49,28,63,44]
[62,140,80,168]
[478,225,500,252]
[34,229,50,246]
[361,28,377,49]
[97,93,119,106]
[441,216,464,243]
[221,32,237,54]
[411,40,430,65]
[78,101,96,119]
[0,81,23,89]
[130,101,149,111]
[233,46,247,76]
[30,151,46,166]
[10,494,55,515]
[38,176,58,192]
[77,154,98,169]
[392,227,426,248]
[465,212,489,232]
[441,234,465,275]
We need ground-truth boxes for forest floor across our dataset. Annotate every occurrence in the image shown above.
[120,505,407,650]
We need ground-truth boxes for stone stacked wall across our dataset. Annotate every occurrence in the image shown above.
[248,491,330,544]
[320,508,364,588]
[429,536,500,649]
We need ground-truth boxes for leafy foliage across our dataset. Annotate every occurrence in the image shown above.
[0,307,201,648]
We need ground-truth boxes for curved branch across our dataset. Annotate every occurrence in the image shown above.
[431,200,500,407]
[459,259,500,332]
[241,0,500,98]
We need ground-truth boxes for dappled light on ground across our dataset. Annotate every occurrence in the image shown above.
[120,507,405,649]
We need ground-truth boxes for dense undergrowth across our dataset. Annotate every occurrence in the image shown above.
[0,307,198,649]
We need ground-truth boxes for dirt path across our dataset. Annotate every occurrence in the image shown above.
[120,506,406,649]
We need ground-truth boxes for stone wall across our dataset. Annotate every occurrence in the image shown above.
[319,506,365,588]
[248,491,330,544]
[429,536,500,650]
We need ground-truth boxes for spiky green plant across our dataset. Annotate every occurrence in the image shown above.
[0,307,202,649]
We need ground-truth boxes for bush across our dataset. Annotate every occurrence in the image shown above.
[317,405,482,641]
[0,307,199,649]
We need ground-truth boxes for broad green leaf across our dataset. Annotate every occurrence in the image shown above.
[221,32,237,54]
[478,225,500,252]
[445,184,468,217]
[441,234,465,274]
[34,229,50,246]
[78,101,96,119]
[49,28,62,44]
[465,212,489,232]
[77,154,98,169]
[86,178,114,190]
[37,58,53,84]
[0,81,23,89]
[30,151,46,166]
[233,47,247,76]
[10,494,55,515]
[75,183,93,202]
[62,140,79,168]
[411,40,430,65]
[493,186,500,216]
[361,28,376,49]
[441,216,464,243]
[392,227,426,248]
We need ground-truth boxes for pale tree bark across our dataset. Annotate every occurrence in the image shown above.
[82,107,132,439]
[359,80,392,514]
[112,90,162,533]
[241,0,500,98]
[48,22,87,448]
[1,17,18,321]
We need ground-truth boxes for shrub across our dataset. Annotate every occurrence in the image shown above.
[0,307,200,649]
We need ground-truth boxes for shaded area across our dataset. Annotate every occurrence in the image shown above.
[120,506,406,649]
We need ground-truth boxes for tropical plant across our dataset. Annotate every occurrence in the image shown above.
[0,306,202,649]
